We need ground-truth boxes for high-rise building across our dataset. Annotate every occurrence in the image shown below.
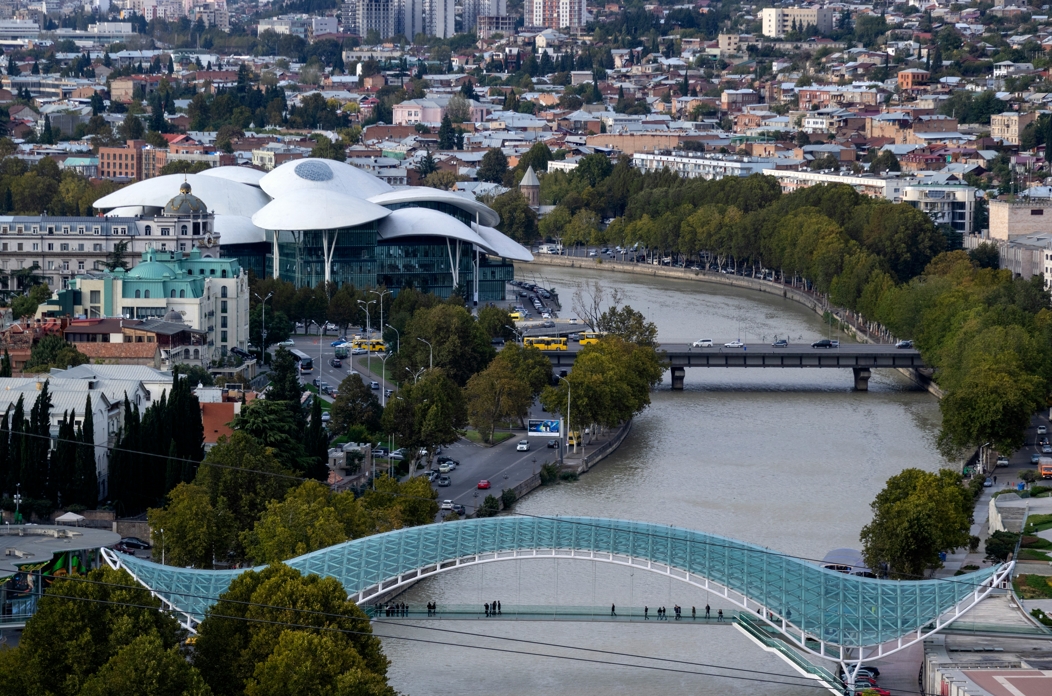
[422,0,453,38]
[524,0,582,30]
[463,0,505,33]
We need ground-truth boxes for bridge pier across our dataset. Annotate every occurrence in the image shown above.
[671,366,685,390]
[852,367,871,391]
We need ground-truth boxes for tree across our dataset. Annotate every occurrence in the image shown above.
[71,394,98,506]
[232,399,310,473]
[445,93,470,123]
[422,170,466,190]
[985,530,1019,563]
[24,334,88,371]
[105,239,130,271]
[397,303,494,386]
[477,148,508,184]
[476,306,514,340]
[177,364,215,387]
[78,634,211,696]
[193,564,394,696]
[330,374,382,436]
[147,482,233,568]
[869,149,900,174]
[250,305,291,352]
[969,241,999,269]
[309,134,346,161]
[0,566,183,694]
[437,114,456,149]
[495,341,553,397]
[860,468,973,579]
[0,349,11,377]
[119,112,145,140]
[381,369,467,462]
[11,282,53,320]
[241,480,350,564]
[597,305,658,346]
[303,395,329,480]
[415,148,438,177]
[490,190,539,243]
[465,357,531,442]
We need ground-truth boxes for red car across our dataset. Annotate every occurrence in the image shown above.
[477,479,491,489]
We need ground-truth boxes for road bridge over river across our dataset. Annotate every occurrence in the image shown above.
[542,343,926,391]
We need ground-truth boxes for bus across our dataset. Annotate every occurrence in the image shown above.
[289,348,314,373]
[579,331,603,345]
[351,339,387,353]
[334,345,349,359]
[524,336,568,351]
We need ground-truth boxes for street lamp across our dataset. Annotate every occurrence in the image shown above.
[370,289,391,343]
[558,376,571,464]
[160,528,165,565]
[504,324,523,344]
[379,352,392,406]
[358,300,375,375]
[406,366,425,383]
[417,337,432,371]
[253,291,272,362]
[12,484,21,524]
[385,323,400,353]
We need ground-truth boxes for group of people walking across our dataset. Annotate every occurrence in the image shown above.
[426,602,438,616]
[484,601,502,616]
[640,603,723,621]
[380,602,409,617]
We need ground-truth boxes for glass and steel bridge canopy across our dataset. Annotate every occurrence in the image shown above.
[105,516,1004,651]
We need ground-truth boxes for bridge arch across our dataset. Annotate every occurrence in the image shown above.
[104,516,1008,664]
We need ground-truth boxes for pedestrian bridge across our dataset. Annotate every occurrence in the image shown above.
[103,516,1009,671]
[544,343,927,390]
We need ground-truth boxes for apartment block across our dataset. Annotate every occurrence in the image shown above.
[990,111,1037,146]
[760,7,835,39]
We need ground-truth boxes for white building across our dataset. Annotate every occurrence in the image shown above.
[902,184,976,236]
[463,0,506,32]
[760,7,835,38]
[423,0,454,38]
[633,152,779,180]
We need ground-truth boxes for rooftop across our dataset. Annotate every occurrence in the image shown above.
[0,525,120,574]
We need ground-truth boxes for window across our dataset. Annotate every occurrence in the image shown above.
[145,225,152,236]
[62,262,69,271]
[77,244,83,251]
[221,300,227,313]
[1033,209,1044,216]
[179,243,186,251]
[220,286,228,298]
[179,289,185,298]
[32,243,38,251]
[46,226,53,234]
[78,261,84,270]
[143,290,150,298]
[221,316,228,328]
[180,225,188,236]
[193,349,199,359]
[160,243,167,251]
[210,269,215,275]
[62,226,69,234]
[135,289,141,298]
[47,261,54,270]
[90,290,100,304]
[161,228,170,236]
[60,243,68,251]
[93,243,102,251]
[170,290,176,298]
[93,227,100,235]
[47,243,53,251]
[1,243,6,251]
[221,330,228,343]
[221,269,227,278]
[16,243,21,251]
[78,226,85,234]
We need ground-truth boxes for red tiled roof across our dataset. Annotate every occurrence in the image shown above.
[201,402,236,444]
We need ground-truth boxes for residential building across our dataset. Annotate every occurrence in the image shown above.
[422,0,453,38]
[897,68,930,91]
[760,7,835,39]
[463,0,506,32]
[257,15,310,38]
[902,184,976,236]
[762,169,908,201]
[634,152,779,180]
[990,111,1038,145]
[477,14,515,36]
[524,0,585,30]
[989,198,1052,241]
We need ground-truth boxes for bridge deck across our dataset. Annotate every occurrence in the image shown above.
[365,604,742,623]
[544,343,925,369]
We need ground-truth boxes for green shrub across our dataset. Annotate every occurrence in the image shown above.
[559,471,579,482]
[475,494,501,518]
[985,530,1020,562]
[969,535,981,552]
[500,488,516,510]
[540,462,560,485]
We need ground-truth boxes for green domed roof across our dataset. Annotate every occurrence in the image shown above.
[165,181,208,216]
[126,261,175,279]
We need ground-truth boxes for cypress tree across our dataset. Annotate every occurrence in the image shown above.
[8,396,23,494]
[22,382,51,499]
[52,411,77,507]
[0,349,11,377]
[0,407,8,496]
[164,440,180,494]
[73,394,97,507]
[304,396,329,481]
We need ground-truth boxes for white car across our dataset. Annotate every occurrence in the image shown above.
[542,312,552,319]
[724,340,744,348]
[440,500,453,510]
[517,439,530,451]
[1039,425,1047,435]
[568,318,578,324]
[351,348,368,355]
[439,462,454,473]
[692,339,713,347]
[277,339,295,346]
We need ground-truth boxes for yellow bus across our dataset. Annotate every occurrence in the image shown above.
[509,311,524,321]
[524,336,569,351]
[351,339,387,353]
[579,331,603,345]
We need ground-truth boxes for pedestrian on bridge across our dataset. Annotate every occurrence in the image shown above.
[497,600,502,615]
[644,606,649,620]
[705,604,710,619]
[717,609,723,622]
[485,602,490,617]
[610,603,616,617]
[692,606,696,620]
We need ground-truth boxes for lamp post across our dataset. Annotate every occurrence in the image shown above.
[385,323,400,353]
[417,337,432,371]
[379,352,392,406]
[406,366,425,384]
[160,528,165,565]
[504,325,522,345]
[370,289,391,344]
[358,300,375,376]
[253,291,272,362]
[13,484,22,524]
[310,320,323,374]
[558,376,571,464]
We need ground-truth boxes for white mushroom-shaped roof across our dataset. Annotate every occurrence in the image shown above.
[213,215,265,246]
[369,188,501,227]
[200,166,266,187]
[258,158,394,200]
[94,174,270,219]
[378,208,532,261]
[251,189,391,231]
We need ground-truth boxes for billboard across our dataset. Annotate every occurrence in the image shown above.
[527,419,561,437]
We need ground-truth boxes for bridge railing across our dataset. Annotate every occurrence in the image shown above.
[364,603,743,622]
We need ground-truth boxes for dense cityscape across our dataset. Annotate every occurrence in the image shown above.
[0,0,1049,693]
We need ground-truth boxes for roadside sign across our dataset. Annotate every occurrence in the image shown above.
[528,419,560,437]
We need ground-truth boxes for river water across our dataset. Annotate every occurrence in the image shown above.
[378,265,947,695]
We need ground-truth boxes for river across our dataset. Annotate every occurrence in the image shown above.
[378,264,948,695]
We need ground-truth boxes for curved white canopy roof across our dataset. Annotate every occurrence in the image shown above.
[104,206,147,217]
[369,188,501,227]
[213,215,265,246]
[200,166,266,187]
[251,189,391,231]
[378,208,532,261]
[475,224,534,262]
[259,158,394,200]
[94,174,270,219]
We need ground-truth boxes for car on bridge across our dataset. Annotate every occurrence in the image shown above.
[724,340,744,348]
[811,339,839,348]
[895,340,914,349]
[772,339,788,348]
[692,338,712,347]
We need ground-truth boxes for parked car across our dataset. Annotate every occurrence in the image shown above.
[772,339,788,347]
[983,477,993,487]
[427,471,439,482]
[491,337,506,346]
[547,439,558,448]
[373,447,388,457]
[477,479,491,489]
[517,439,530,451]
[452,504,466,515]
[724,340,744,348]
[692,339,713,347]
[439,462,455,473]
[119,537,152,550]
[811,339,836,348]
[895,340,914,349]
[321,412,331,423]
[996,456,1010,467]
[329,358,342,368]
[437,475,451,487]
[389,449,405,461]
